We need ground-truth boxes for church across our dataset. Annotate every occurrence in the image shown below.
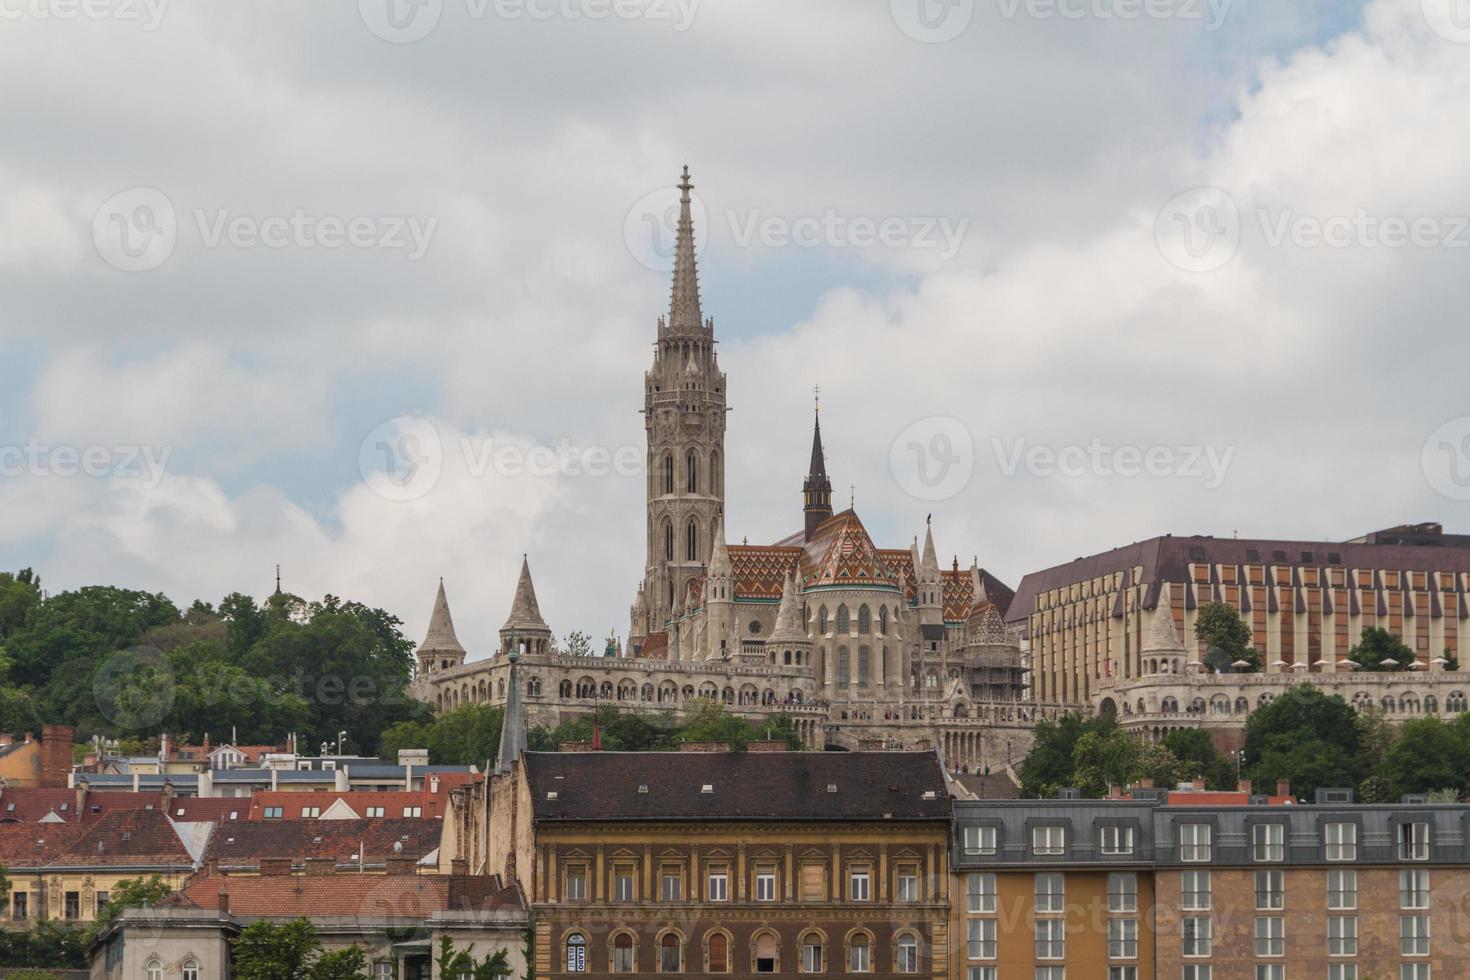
[410,169,1057,765]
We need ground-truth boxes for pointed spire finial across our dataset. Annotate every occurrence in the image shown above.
[274,564,281,595]
[668,166,702,333]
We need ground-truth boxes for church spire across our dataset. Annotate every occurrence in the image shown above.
[494,651,525,775]
[802,393,833,541]
[668,166,703,334]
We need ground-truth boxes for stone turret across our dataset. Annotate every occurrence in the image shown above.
[802,402,833,540]
[494,652,525,776]
[703,514,734,660]
[416,579,467,676]
[766,572,814,670]
[499,557,552,657]
[916,519,944,626]
[1142,593,1187,676]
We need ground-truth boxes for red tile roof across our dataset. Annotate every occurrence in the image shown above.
[47,808,194,868]
[728,545,802,600]
[0,824,84,868]
[0,789,167,825]
[636,632,669,659]
[243,789,452,821]
[204,817,440,867]
[175,872,524,918]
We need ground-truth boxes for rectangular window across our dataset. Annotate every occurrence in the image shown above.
[1181,870,1212,911]
[1035,873,1065,913]
[1254,869,1284,910]
[849,941,869,974]
[12,893,27,919]
[796,865,820,902]
[803,940,824,974]
[1181,917,1212,957]
[849,869,871,902]
[300,806,319,818]
[1399,822,1430,861]
[1401,966,1430,980]
[1401,869,1430,909]
[1328,915,1357,956]
[402,806,422,817]
[614,868,635,902]
[1182,968,1213,980]
[365,806,385,817]
[1108,970,1138,980]
[1329,966,1358,980]
[1325,822,1357,861]
[967,873,996,913]
[897,868,919,902]
[1101,825,1135,855]
[1180,824,1213,863]
[1254,916,1284,957]
[264,806,283,818]
[374,964,394,980]
[963,826,997,856]
[1254,967,1283,980]
[1401,914,1430,956]
[1034,919,1066,960]
[565,867,587,901]
[1108,873,1137,913]
[759,867,779,902]
[1033,826,1066,856]
[661,870,682,902]
[63,892,79,920]
[967,969,998,980]
[1328,869,1357,910]
[1252,824,1284,862]
[1108,919,1138,959]
[1035,970,1065,980]
[707,870,729,902]
[95,892,109,916]
[967,919,997,960]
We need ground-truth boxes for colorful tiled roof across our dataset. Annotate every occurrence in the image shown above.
[728,545,802,600]
[942,569,974,622]
[637,632,669,659]
[799,511,902,589]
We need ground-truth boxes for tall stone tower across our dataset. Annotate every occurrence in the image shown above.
[634,167,727,650]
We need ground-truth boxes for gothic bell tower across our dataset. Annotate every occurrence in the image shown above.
[633,167,727,652]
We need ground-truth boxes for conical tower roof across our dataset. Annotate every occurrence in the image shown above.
[1142,599,1185,653]
[667,166,703,334]
[708,513,732,579]
[417,579,466,656]
[501,556,550,635]
[494,655,525,775]
[767,572,809,645]
[920,519,940,578]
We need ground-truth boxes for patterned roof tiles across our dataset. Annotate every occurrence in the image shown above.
[728,545,802,600]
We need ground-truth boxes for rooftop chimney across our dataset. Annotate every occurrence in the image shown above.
[218,889,229,915]
[304,857,336,877]
[1276,779,1292,800]
[386,856,417,876]
[259,858,292,877]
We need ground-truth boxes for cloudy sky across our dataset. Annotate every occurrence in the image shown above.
[3,0,1469,656]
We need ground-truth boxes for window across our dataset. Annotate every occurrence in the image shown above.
[1035,919,1066,959]
[967,919,997,960]
[1183,968,1212,980]
[1108,873,1137,913]
[897,868,919,902]
[64,892,79,920]
[707,869,729,902]
[801,935,824,973]
[660,933,681,973]
[1401,914,1430,955]
[565,867,587,901]
[95,892,109,915]
[1101,825,1135,855]
[365,805,385,817]
[1254,916,1284,957]
[1252,824,1284,862]
[1401,868,1430,909]
[1329,966,1358,980]
[374,963,394,980]
[1108,970,1138,980]
[708,933,728,973]
[963,826,997,856]
[12,892,26,919]
[611,934,635,973]
[301,805,320,818]
[1328,916,1357,956]
[182,959,200,980]
[686,520,698,561]
[756,866,778,902]
[1180,823,1212,862]
[686,451,698,493]
[896,935,918,974]
[1254,869,1284,910]
[614,867,635,902]
[755,933,778,973]
[1402,966,1431,980]
[849,869,870,902]
[1328,869,1357,909]
[1035,970,1065,980]
[661,870,682,902]
[1182,916,1212,957]
[967,969,997,980]
[1399,822,1430,861]
[1325,822,1357,861]
[146,960,163,980]
[1108,918,1138,959]
[858,605,872,634]
[264,806,283,818]
[1181,870,1212,911]
[566,935,586,974]
[967,873,997,913]
[849,935,871,974]
[1255,968,1283,980]
[1033,826,1066,856]
[1035,873,1065,913]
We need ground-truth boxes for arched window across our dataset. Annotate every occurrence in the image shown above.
[848,934,871,974]
[687,451,699,493]
[687,520,699,562]
[183,960,200,980]
[878,605,888,634]
[709,451,721,495]
[754,932,778,973]
[836,605,850,633]
[838,648,851,686]
[857,605,871,634]
[663,520,674,561]
[146,961,163,980]
[529,677,542,697]
[819,607,829,633]
[896,935,919,974]
[613,933,635,973]
[567,934,587,973]
[660,933,682,973]
[662,453,674,495]
[800,933,824,974]
[858,646,871,687]
[559,679,572,698]
[708,932,729,973]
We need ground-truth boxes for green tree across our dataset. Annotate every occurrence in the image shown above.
[1194,602,1260,672]
[1072,728,1187,797]
[1161,728,1236,790]
[0,568,42,639]
[232,918,322,980]
[1443,647,1459,672]
[90,874,172,937]
[1355,706,1396,802]
[381,703,505,765]
[310,946,371,980]
[1382,716,1468,800]
[1018,713,1117,798]
[1242,685,1363,798]
[1349,627,1417,673]
[562,631,593,657]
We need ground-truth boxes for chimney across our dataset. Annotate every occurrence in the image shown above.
[1276,779,1291,800]
[218,888,230,916]
[1192,778,1206,791]
[450,858,468,876]
[1138,778,1154,789]
[161,781,177,811]
[591,722,602,752]
[304,857,336,877]
[160,732,171,761]
[0,734,12,747]
[76,782,89,815]
[386,856,417,876]
[1238,779,1252,794]
[259,858,292,877]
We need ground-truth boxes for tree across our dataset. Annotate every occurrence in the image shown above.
[90,874,172,937]
[1071,728,1187,797]
[0,568,41,640]
[1194,602,1260,672]
[1355,705,1396,803]
[0,859,10,908]
[1161,729,1236,790]
[232,918,322,980]
[310,946,371,980]
[381,703,505,765]
[439,935,512,980]
[1382,717,1468,800]
[1349,627,1418,673]
[562,631,593,657]
[1242,685,1364,798]
[1444,647,1459,672]
[1018,713,1118,798]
